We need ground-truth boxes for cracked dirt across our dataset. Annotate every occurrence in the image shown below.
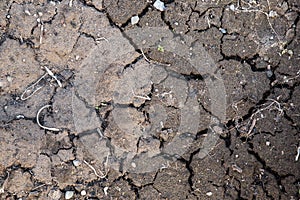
[0,0,299,199]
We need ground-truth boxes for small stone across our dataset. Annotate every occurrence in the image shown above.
[48,189,62,200]
[131,162,136,168]
[219,28,227,34]
[80,190,86,196]
[287,49,293,56]
[6,76,13,83]
[154,0,166,11]
[72,160,81,167]
[104,187,109,196]
[268,10,278,18]
[65,191,74,199]
[266,70,273,78]
[263,56,269,61]
[206,191,213,196]
[229,4,235,11]
[131,15,139,25]
[266,141,270,146]
[25,10,31,15]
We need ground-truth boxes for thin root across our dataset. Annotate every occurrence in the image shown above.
[140,48,171,67]
[39,24,44,44]
[36,105,60,132]
[44,66,62,87]
[141,48,150,63]
[296,146,300,162]
[234,0,283,45]
[20,73,47,100]
[96,37,109,43]
[236,98,284,138]
[21,66,62,100]
[83,160,107,179]
[132,89,151,100]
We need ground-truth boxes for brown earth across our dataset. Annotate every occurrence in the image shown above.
[0,0,299,200]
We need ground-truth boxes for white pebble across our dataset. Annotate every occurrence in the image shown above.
[49,1,56,6]
[80,190,86,196]
[25,10,31,15]
[65,191,74,199]
[103,187,109,196]
[72,160,81,167]
[131,162,136,168]
[219,28,227,34]
[266,141,271,146]
[287,49,293,56]
[268,10,278,18]
[6,76,13,83]
[131,15,139,25]
[154,0,166,11]
[48,190,62,200]
[206,191,213,196]
[229,4,235,11]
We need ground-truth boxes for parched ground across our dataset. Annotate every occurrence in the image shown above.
[0,0,299,199]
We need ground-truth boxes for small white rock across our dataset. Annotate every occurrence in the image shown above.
[6,76,13,83]
[219,28,227,34]
[72,160,81,167]
[65,191,74,199]
[266,141,270,146]
[206,191,213,196]
[131,162,136,168]
[268,10,278,18]
[229,4,235,11]
[131,15,139,25]
[48,190,62,200]
[287,49,293,56]
[25,9,31,15]
[103,187,109,196]
[154,0,166,11]
[80,190,86,196]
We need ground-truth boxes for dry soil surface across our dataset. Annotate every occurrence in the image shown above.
[0,0,299,200]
